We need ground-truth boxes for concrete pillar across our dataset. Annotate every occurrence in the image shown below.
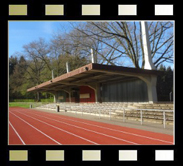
[95,84,100,103]
[140,21,157,103]
[53,95,56,103]
[87,84,99,103]
[95,83,102,102]
[61,89,71,103]
[146,76,157,103]
[68,92,71,102]
[141,21,156,70]
[139,75,157,103]
[36,91,41,102]
[53,92,58,103]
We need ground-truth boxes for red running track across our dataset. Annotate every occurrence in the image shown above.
[9,107,174,145]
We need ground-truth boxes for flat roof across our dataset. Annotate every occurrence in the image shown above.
[27,63,161,92]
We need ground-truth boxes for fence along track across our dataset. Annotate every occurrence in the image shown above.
[35,102,174,128]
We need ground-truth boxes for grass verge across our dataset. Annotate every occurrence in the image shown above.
[9,102,51,108]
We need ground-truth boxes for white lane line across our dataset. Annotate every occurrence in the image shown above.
[22,111,138,145]
[11,111,99,145]
[9,112,61,145]
[9,121,26,145]
[28,110,173,144]
[60,117,173,144]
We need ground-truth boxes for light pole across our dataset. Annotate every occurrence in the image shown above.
[52,69,54,79]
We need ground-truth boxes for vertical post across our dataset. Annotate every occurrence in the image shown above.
[138,76,158,103]
[163,111,166,128]
[91,48,94,63]
[109,109,111,120]
[123,108,125,122]
[169,92,172,101]
[140,21,158,103]
[66,62,70,73]
[30,104,32,109]
[141,21,156,70]
[69,92,71,103]
[52,69,54,79]
[64,105,67,113]
[56,105,60,112]
[95,84,99,103]
[140,110,143,125]
[53,92,58,103]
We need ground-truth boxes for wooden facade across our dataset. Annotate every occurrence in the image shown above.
[102,79,148,102]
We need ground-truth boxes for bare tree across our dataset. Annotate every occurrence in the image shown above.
[70,21,173,68]
[23,38,51,101]
[49,31,90,74]
[49,35,67,76]
[68,23,127,66]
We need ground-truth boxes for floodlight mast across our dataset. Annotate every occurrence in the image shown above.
[141,21,156,70]
[66,62,70,73]
[91,48,97,63]
[52,69,54,79]
[91,48,94,63]
[140,21,158,103]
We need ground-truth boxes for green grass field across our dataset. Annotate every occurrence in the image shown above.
[9,102,52,108]
[9,102,32,108]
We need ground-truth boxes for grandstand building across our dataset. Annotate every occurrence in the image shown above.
[27,22,162,104]
[27,63,161,103]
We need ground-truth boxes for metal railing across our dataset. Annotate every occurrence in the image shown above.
[121,108,173,128]
[64,106,173,128]
[32,103,173,129]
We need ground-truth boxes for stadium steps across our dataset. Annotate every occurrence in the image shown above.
[113,103,174,125]
[35,102,174,125]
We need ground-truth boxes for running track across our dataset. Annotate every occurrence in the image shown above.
[9,107,173,145]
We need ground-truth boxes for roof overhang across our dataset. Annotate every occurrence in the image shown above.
[27,63,162,93]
